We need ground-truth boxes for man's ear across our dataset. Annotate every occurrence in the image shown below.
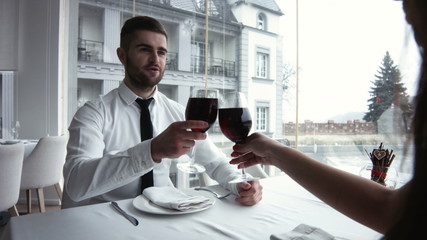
[116,47,126,65]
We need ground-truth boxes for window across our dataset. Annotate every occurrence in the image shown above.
[257,13,266,30]
[195,0,220,17]
[191,41,207,74]
[256,106,269,131]
[256,52,268,78]
[2,0,416,182]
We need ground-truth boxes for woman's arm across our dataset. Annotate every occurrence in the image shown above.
[230,133,411,233]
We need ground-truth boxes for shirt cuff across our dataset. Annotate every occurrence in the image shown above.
[230,182,239,195]
[227,173,254,196]
[128,139,156,171]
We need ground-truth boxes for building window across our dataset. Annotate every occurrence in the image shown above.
[256,52,268,78]
[195,0,220,17]
[256,105,269,131]
[191,41,206,74]
[257,13,266,30]
[6,0,414,180]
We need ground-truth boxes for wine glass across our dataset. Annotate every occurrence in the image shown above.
[219,92,256,183]
[176,87,219,174]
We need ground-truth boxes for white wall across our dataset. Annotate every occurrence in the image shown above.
[231,1,283,137]
[0,0,19,70]
[231,3,282,35]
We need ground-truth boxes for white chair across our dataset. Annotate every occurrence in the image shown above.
[19,135,67,213]
[0,143,25,217]
[198,165,269,187]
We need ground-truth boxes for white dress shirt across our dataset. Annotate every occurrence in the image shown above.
[62,82,240,208]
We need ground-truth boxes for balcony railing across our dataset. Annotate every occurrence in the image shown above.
[76,40,235,77]
[78,39,103,62]
[191,56,236,77]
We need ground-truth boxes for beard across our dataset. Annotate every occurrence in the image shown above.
[124,55,164,91]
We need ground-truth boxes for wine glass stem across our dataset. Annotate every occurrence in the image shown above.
[189,147,195,164]
[241,168,246,178]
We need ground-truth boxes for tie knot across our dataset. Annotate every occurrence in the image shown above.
[135,98,153,108]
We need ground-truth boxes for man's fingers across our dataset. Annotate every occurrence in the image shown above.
[178,120,209,130]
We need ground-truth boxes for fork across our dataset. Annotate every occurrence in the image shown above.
[194,187,231,199]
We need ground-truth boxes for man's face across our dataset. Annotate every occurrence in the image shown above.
[119,30,168,95]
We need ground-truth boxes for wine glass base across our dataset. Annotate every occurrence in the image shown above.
[229,176,259,184]
[176,163,206,174]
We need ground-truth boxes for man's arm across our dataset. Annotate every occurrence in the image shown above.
[63,102,154,202]
[195,137,241,194]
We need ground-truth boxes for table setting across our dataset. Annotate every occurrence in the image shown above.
[0,175,382,240]
[132,186,216,215]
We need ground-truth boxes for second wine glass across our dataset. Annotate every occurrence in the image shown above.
[176,87,219,174]
[219,92,256,183]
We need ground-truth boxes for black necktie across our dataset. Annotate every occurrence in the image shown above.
[135,98,154,193]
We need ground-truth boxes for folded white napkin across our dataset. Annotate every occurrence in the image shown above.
[142,186,213,211]
[270,224,335,240]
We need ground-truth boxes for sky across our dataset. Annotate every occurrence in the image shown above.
[277,0,421,123]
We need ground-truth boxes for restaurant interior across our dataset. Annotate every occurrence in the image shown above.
[0,0,417,239]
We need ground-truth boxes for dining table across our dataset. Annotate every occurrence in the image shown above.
[0,139,38,159]
[0,174,382,240]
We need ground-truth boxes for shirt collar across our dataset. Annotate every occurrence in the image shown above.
[118,82,158,105]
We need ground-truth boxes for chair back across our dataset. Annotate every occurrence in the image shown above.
[20,135,68,189]
[0,143,25,212]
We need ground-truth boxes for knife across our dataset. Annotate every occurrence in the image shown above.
[111,201,139,226]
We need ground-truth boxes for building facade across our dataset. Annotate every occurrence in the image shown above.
[0,0,284,142]
[75,0,284,141]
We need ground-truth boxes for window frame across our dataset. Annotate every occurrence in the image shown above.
[257,12,266,30]
[255,101,270,132]
[256,51,269,79]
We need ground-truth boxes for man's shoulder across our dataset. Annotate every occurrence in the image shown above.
[156,91,185,110]
[102,87,121,102]
[76,88,120,115]
[90,88,120,106]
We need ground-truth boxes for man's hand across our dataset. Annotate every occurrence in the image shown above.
[235,180,263,206]
[151,121,208,162]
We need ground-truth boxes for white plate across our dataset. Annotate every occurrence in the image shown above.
[132,189,215,215]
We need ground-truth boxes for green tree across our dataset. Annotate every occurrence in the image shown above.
[364,51,412,132]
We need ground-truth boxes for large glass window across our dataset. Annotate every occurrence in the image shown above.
[1,0,417,184]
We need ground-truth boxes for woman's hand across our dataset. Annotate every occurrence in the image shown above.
[229,132,278,168]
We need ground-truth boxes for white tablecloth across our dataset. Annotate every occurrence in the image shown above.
[0,175,382,240]
[0,139,37,159]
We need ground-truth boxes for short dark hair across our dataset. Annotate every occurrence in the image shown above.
[120,16,168,50]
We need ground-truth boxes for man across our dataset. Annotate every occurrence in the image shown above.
[62,16,262,208]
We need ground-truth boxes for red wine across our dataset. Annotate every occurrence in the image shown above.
[185,97,218,132]
[219,108,252,143]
